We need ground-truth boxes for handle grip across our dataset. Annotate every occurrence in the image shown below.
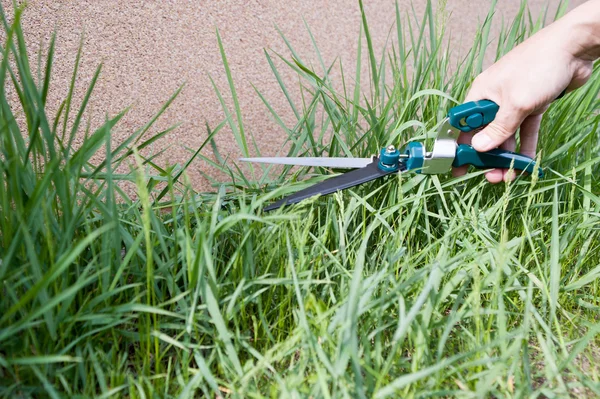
[446,91,566,177]
[452,144,543,177]
[448,90,566,133]
[448,100,499,132]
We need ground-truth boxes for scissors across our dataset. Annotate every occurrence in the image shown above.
[241,100,544,211]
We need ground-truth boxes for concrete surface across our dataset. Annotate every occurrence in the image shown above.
[3,0,586,190]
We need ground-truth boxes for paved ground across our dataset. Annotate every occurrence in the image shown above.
[5,0,585,190]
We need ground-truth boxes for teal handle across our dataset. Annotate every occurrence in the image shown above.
[452,144,543,177]
[448,90,566,133]
[448,100,499,132]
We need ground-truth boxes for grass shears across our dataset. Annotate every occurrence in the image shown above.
[242,100,543,211]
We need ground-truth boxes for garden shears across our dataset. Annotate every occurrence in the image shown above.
[241,100,544,211]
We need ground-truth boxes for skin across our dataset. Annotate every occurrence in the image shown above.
[454,0,600,183]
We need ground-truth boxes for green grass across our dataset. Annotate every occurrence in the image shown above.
[1,0,600,397]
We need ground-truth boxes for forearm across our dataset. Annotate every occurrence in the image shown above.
[554,0,600,61]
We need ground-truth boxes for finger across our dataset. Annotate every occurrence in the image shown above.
[452,165,469,177]
[569,61,593,91]
[463,77,487,103]
[464,91,483,103]
[485,169,504,183]
[471,106,527,152]
[484,130,517,184]
[500,134,517,182]
[501,134,516,152]
[495,114,543,183]
[518,114,543,158]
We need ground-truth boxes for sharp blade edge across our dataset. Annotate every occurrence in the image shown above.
[264,158,405,211]
[240,157,374,169]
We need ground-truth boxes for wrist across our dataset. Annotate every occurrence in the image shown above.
[556,0,600,62]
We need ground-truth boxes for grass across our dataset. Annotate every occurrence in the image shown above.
[1,0,600,397]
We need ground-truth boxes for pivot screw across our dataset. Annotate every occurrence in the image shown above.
[378,145,401,172]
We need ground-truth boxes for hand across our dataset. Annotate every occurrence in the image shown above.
[453,10,595,183]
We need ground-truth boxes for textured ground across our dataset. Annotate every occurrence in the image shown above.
[5,0,585,190]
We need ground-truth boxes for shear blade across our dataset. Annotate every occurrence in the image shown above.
[240,156,373,169]
[264,157,405,211]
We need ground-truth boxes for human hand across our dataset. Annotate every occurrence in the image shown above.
[454,5,597,183]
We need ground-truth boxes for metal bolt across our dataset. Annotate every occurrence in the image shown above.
[386,145,396,153]
[448,129,459,139]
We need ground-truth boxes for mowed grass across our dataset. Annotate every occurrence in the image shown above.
[1,0,600,398]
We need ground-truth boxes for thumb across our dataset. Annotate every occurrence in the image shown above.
[471,106,525,152]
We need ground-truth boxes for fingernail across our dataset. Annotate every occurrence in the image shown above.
[472,133,494,151]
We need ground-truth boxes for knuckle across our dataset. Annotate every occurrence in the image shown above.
[466,76,491,100]
[510,98,536,115]
[487,122,514,139]
[471,75,485,88]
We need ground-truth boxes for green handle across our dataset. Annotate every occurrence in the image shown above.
[448,90,566,133]
[448,100,499,132]
[446,92,569,176]
[452,144,544,177]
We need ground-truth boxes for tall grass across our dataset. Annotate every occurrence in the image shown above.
[1,1,600,398]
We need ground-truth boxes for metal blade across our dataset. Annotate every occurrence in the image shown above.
[264,157,405,211]
[240,156,373,169]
